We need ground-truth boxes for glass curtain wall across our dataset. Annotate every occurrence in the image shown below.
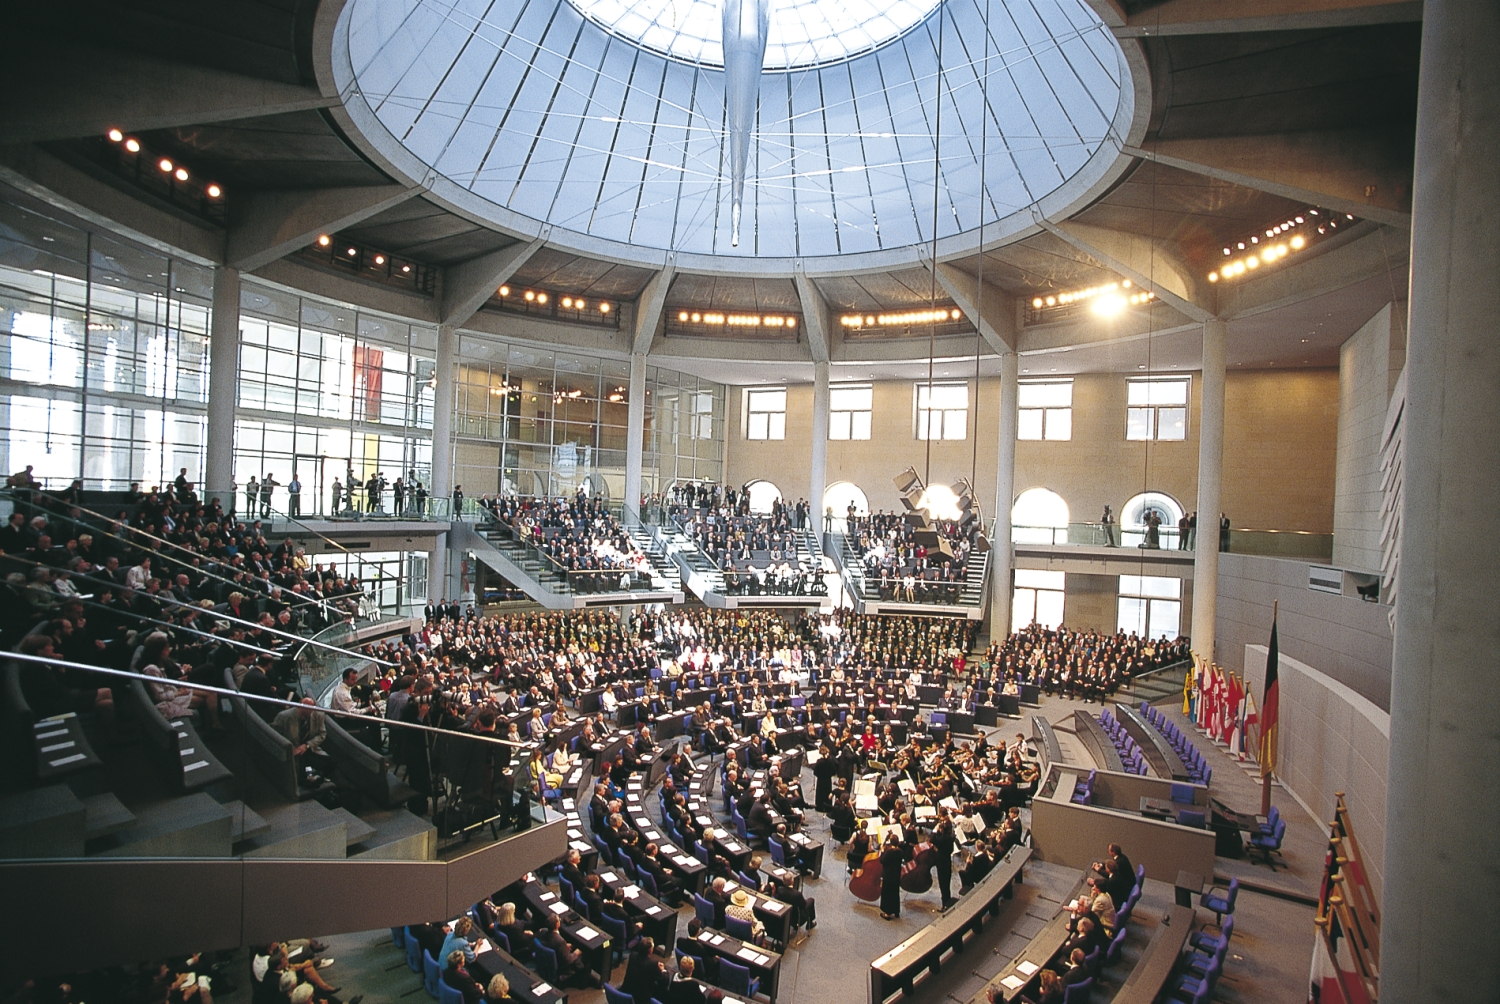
[0,194,212,490]
[235,282,435,515]
[452,334,725,504]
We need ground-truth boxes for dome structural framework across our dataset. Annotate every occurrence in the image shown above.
[336,0,1139,273]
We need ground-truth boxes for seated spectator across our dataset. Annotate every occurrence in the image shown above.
[440,917,480,966]
[272,697,332,779]
[725,890,766,945]
[666,955,705,1004]
[442,950,483,1004]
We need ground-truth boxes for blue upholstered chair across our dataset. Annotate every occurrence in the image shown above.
[405,929,422,972]
[391,926,407,950]
[720,959,760,999]
[726,914,755,942]
[1201,877,1240,924]
[604,984,634,1004]
[1061,975,1092,1003]
[422,949,441,998]
[438,981,464,1004]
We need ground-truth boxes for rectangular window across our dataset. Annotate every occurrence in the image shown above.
[691,391,715,440]
[1013,568,1066,630]
[1018,379,1073,440]
[1126,377,1189,441]
[1117,574,1182,638]
[829,384,872,440]
[916,382,968,440]
[746,388,786,440]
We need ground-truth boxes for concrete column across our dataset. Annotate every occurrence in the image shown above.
[1383,1,1500,997]
[1190,318,1227,663]
[431,323,456,502]
[989,349,1017,638]
[624,353,647,509]
[809,361,829,528]
[429,323,457,603]
[206,266,240,510]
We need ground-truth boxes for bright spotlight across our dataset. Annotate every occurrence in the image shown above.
[1091,294,1128,318]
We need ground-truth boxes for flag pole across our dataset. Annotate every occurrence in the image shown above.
[1261,599,1277,817]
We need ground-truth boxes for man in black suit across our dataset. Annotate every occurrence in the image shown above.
[747,797,775,840]
[1101,858,1133,910]
[1108,844,1137,894]
[675,919,719,983]
[1058,948,1092,985]
[560,848,589,894]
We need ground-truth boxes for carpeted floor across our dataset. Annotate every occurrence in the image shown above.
[207,689,1321,1004]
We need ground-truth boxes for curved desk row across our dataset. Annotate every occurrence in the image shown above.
[1071,710,1125,773]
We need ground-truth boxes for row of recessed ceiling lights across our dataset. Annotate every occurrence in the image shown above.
[678,311,797,327]
[313,235,414,274]
[498,285,613,314]
[1031,281,1155,317]
[106,130,223,198]
[1208,210,1354,283]
[840,308,961,327]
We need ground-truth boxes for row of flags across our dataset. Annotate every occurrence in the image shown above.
[1183,611,1378,1003]
[1182,609,1281,778]
[1310,794,1381,1003]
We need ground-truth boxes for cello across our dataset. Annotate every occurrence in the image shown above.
[847,848,883,901]
[900,838,938,893]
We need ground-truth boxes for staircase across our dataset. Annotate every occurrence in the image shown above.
[653,519,728,604]
[454,520,683,610]
[1117,660,1194,706]
[828,529,990,620]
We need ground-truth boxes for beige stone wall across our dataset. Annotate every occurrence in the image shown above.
[1333,304,1407,569]
[1223,368,1341,533]
[725,369,1339,534]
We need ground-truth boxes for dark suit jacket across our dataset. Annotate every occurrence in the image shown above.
[666,976,706,1004]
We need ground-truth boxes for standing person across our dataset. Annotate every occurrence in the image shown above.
[330,478,342,515]
[933,815,957,909]
[1142,510,1161,549]
[1177,512,1190,550]
[1100,505,1115,547]
[453,485,465,517]
[287,473,302,517]
[1219,512,1231,552]
[511,744,534,831]
[414,481,428,516]
[246,475,259,516]
[392,477,405,516]
[260,472,278,516]
[365,473,380,512]
[879,832,905,919]
[1186,511,1197,550]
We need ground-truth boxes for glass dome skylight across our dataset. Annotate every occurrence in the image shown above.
[337,0,1134,272]
[568,0,944,69]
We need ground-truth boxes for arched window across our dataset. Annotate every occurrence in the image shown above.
[822,481,868,532]
[1012,488,1070,545]
[745,479,782,515]
[1121,491,1185,549]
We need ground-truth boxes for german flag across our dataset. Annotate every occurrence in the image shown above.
[1260,611,1279,778]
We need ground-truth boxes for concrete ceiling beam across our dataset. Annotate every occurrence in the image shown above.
[933,262,1019,354]
[631,260,676,355]
[0,41,337,143]
[793,274,832,363]
[1125,136,1412,229]
[1106,0,1420,36]
[227,185,421,272]
[1040,220,1214,322]
[440,236,546,328]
